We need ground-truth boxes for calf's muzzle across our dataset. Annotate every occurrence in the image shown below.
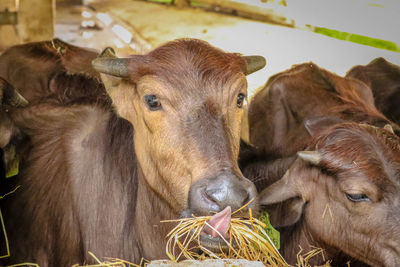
[186,172,257,216]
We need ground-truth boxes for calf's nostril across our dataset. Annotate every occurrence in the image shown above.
[205,186,227,204]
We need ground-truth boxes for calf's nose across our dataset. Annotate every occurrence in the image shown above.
[188,172,257,215]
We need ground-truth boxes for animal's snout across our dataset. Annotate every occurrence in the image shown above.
[187,172,257,216]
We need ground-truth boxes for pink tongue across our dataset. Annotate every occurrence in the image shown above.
[203,206,231,238]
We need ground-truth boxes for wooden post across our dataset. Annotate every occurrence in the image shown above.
[0,0,19,50]
[0,9,17,25]
[18,0,55,42]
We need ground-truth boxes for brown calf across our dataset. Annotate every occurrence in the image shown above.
[0,39,265,266]
[260,119,400,267]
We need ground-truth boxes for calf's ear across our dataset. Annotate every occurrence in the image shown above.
[258,172,297,205]
[266,198,305,228]
[304,116,343,137]
[258,171,306,227]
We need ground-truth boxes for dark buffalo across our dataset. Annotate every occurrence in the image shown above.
[240,62,399,266]
[0,38,109,105]
[0,39,265,266]
[346,57,400,124]
[240,62,397,190]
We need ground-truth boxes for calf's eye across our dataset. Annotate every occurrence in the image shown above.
[346,193,370,202]
[237,93,246,108]
[144,95,162,111]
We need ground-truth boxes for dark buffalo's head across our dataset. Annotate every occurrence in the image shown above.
[246,62,397,158]
[92,39,265,241]
[260,117,400,266]
[346,57,400,124]
[0,38,101,104]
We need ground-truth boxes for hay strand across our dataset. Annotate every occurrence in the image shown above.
[163,207,288,267]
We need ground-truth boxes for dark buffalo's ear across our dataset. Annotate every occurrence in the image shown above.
[348,78,375,106]
[258,171,306,227]
[304,116,344,137]
[320,67,375,106]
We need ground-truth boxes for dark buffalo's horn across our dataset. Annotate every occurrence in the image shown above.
[0,79,28,107]
[92,58,130,78]
[243,55,266,75]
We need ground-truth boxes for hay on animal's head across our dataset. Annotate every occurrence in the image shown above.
[162,201,287,267]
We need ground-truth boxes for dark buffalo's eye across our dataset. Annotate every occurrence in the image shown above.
[346,193,370,202]
[237,93,246,108]
[144,95,162,111]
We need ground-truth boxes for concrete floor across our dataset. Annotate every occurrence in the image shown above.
[55,0,400,97]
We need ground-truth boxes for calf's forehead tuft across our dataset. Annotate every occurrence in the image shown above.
[312,123,400,186]
[127,39,246,84]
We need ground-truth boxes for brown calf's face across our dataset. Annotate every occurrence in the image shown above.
[93,40,264,215]
[260,120,400,266]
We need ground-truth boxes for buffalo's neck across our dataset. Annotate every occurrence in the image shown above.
[133,167,179,261]
[279,222,324,265]
[82,113,178,262]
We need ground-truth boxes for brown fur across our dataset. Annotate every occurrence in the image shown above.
[346,57,400,124]
[0,39,256,266]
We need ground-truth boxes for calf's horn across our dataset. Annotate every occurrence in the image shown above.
[92,58,130,78]
[297,150,322,166]
[92,47,129,78]
[243,56,266,75]
[0,79,28,107]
